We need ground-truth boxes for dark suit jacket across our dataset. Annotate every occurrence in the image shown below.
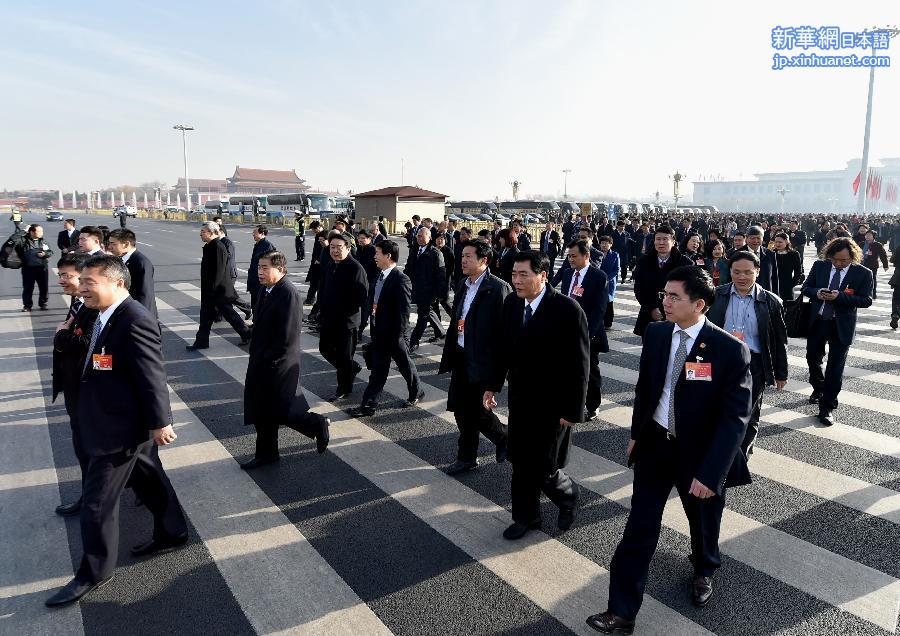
[125,250,158,319]
[78,297,171,456]
[706,284,788,385]
[539,230,561,259]
[358,244,380,283]
[630,319,753,495]
[488,286,589,472]
[52,303,99,403]
[244,277,310,426]
[632,249,694,336]
[801,260,873,346]
[368,267,413,350]
[748,247,778,293]
[492,246,519,284]
[318,256,369,329]
[57,229,79,252]
[405,244,447,305]
[560,265,609,352]
[247,237,275,299]
[200,238,238,304]
[439,273,511,399]
[220,235,239,280]
[862,241,889,272]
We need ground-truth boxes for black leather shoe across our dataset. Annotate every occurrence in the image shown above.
[691,575,713,607]
[316,418,331,454]
[131,532,189,557]
[39,305,49,311]
[21,307,31,312]
[495,443,508,464]
[46,576,112,607]
[558,507,576,531]
[891,316,899,330]
[186,343,209,351]
[240,456,280,470]
[502,519,541,540]
[447,459,478,475]
[585,407,600,421]
[242,309,253,321]
[409,342,420,352]
[404,390,425,407]
[427,333,444,343]
[818,411,835,427]
[55,498,82,517]
[349,404,376,417]
[239,333,252,346]
[327,391,350,402]
[808,391,822,404]
[585,611,635,634]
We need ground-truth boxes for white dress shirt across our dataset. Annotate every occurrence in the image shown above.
[96,294,129,338]
[817,264,849,315]
[121,249,135,264]
[457,269,487,346]
[568,264,590,297]
[525,284,547,320]
[652,316,706,429]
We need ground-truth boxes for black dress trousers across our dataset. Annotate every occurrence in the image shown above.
[448,346,507,462]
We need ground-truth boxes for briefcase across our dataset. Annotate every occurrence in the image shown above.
[784,297,810,339]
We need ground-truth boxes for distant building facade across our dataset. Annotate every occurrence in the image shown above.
[354,186,447,224]
[226,166,309,194]
[692,158,900,213]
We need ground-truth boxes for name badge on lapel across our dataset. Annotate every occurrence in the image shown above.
[684,360,712,381]
[457,318,465,332]
[92,347,113,371]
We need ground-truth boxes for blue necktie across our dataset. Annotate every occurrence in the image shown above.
[523,304,533,327]
[821,268,842,320]
[82,319,103,376]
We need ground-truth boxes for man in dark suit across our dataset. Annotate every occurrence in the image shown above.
[801,237,873,426]
[107,229,158,319]
[587,266,752,634]
[539,222,562,277]
[438,240,511,474]
[484,250,589,541]
[406,226,447,350]
[707,250,788,457]
[787,221,807,252]
[241,251,330,470]
[744,225,779,293]
[349,240,423,417]
[560,240,609,420]
[451,227,472,290]
[219,225,253,320]
[57,219,80,254]
[186,222,251,350]
[46,255,187,607]
[610,221,633,283]
[356,230,380,337]
[631,224,693,337]
[247,225,276,304]
[317,231,369,401]
[51,253,99,516]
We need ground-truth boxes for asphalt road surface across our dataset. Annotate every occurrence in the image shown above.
[2,212,899,635]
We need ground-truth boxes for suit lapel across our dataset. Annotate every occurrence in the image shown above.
[96,298,130,352]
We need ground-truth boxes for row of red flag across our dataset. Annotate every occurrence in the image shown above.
[852,169,898,202]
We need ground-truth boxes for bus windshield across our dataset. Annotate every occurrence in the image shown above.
[307,194,332,212]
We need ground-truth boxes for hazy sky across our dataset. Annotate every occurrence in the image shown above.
[2,1,898,201]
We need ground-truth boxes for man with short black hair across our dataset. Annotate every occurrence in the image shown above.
[78,226,104,256]
[484,250,589,541]
[406,226,447,350]
[350,240,423,416]
[438,240,511,474]
[631,224,692,337]
[107,228,157,319]
[58,219,80,254]
[19,223,53,311]
[317,231,369,401]
[241,250,331,469]
[247,225,276,304]
[46,255,187,607]
[744,226,778,293]
[588,266,752,632]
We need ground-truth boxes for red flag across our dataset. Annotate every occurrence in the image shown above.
[852,170,861,195]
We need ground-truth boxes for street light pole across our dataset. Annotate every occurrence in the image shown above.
[173,124,194,212]
[855,26,899,215]
[562,169,572,200]
[776,186,790,214]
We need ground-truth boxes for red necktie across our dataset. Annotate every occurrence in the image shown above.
[570,271,580,298]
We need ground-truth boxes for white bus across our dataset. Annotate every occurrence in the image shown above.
[227,195,267,218]
[306,193,335,215]
[266,193,314,217]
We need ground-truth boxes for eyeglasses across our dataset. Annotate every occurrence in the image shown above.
[57,273,77,281]
[658,291,688,302]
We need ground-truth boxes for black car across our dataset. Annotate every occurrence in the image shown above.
[46,211,64,222]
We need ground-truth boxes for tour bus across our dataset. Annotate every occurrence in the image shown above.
[306,193,335,216]
[332,196,353,217]
[227,195,267,218]
[203,200,227,216]
[266,193,315,218]
[499,200,560,222]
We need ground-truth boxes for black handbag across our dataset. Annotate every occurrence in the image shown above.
[784,296,811,339]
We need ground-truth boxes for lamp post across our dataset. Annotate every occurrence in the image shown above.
[668,170,686,214]
[855,26,899,215]
[562,169,572,200]
[173,124,195,213]
[776,186,790,214]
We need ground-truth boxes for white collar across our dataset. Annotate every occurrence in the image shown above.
[121,249,136,263]
[97,294,129,332]
[526,284,547,314]
[673,315,706,339]
[466,269,488,289]
[380,264,397,278]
